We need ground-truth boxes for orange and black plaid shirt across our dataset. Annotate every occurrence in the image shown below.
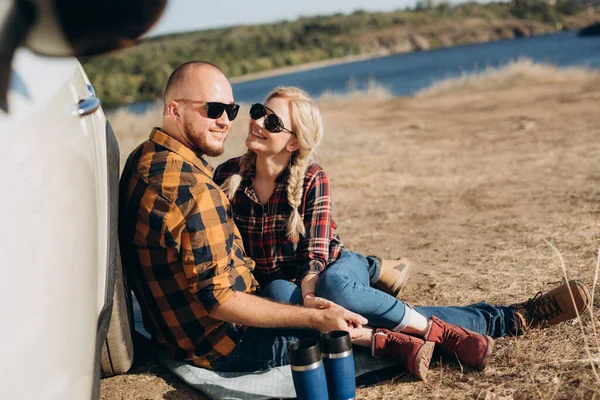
[119,128,258,369]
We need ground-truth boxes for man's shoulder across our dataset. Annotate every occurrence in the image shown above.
[216,156,242,172]
[122,140,214,203]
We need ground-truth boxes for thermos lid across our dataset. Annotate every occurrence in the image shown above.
[320,330,352,355]
[288,339,322,366]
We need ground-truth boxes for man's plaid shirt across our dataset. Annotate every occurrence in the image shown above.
[119,129,258,369]
[213,157,343,287]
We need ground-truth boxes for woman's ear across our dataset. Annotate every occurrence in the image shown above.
[287,139,300,153]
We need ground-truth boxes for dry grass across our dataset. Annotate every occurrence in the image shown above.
[318,77,393,104]
[102,61,600,399]
[417,58,600,98]
[107,105,162,168]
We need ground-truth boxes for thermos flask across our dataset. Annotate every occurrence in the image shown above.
[288,339,329,400]
[320,331,356,400]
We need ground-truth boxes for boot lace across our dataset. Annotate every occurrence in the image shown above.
[385,332,413,359]
[388,333,409,348]
[523,292,563,324]
[440,328,464,354]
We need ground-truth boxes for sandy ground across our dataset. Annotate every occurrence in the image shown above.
[102,66,600,399]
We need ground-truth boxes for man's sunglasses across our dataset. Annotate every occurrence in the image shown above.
[249,103,296,135]
[175,99,240,120]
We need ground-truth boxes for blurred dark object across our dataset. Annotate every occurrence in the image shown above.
[0,0,37,111]
[1,0,167,111]
[51,0,167,57]
[579,22,600,36]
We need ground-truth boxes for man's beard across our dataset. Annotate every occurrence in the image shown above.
[183,120,225,157]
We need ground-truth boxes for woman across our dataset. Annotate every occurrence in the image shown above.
[213,87,590,379]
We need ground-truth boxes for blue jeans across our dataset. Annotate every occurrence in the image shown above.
[211,325,317,372]
[265,250,518,338]
[210,287,321,372]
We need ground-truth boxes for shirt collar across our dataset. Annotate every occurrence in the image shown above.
[276,166,290,184]
[149,127,214,177]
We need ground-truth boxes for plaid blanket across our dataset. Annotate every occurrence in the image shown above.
[133,298,403,400]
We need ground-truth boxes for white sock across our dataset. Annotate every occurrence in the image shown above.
[393,306,431,338]
[393,305,421,332]
[424,320,433,339]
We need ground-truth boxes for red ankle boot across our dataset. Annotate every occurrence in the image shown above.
[372,328,435,380]
[425,316,494,371]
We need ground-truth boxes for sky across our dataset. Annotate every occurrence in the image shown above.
[148,0,426,36]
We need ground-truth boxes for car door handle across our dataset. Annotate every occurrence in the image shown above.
[78,84,100,116]
[78,97,101,116]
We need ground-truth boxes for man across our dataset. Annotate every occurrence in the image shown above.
[118,61,368,371]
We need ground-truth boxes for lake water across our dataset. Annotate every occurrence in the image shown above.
[128,29,600,112]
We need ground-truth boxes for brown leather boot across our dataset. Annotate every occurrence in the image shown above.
[425,316,494,371]
[511,280,592,331]
[372,328,435,381]
[373,257,412,299]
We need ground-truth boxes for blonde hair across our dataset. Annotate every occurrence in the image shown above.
[221,86,323,241]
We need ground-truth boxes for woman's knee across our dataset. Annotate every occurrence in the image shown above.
[261,280,301,305]
[316,273,352,304]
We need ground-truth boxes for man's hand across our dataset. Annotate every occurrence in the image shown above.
[303,294,336,310]
[209,291,367,339]
[304,294,368,338]
[312,302,368,340]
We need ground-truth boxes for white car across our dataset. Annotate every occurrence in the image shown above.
[0,1,166,398]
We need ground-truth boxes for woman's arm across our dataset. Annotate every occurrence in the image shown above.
[300,271,339,309]
[300,271,318,305]
[295,167,335,286]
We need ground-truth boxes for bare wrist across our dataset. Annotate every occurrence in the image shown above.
[307,308,323,331]
[302,291,316,305]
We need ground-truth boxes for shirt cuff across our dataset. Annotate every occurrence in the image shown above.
[193,264,257,313]
[296,260,325,284]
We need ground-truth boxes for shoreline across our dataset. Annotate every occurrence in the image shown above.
[229,52,388,83]
[230,29,581,84]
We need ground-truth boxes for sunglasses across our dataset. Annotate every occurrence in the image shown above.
[249,103,296,135]
[175,99,240,120]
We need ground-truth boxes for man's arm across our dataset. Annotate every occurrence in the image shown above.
[209,291,368,337]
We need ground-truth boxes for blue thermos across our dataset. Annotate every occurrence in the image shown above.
[288,339,329,400]
[320,331,356,400]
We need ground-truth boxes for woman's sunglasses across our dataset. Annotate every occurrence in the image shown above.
[175,99,240,120]
[249,103,296,135]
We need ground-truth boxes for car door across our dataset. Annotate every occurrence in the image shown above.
[0,48,108,400]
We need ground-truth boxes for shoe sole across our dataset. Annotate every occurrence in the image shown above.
[473,336,494,372]
[571,280,592,315]
[413,340,435,381]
